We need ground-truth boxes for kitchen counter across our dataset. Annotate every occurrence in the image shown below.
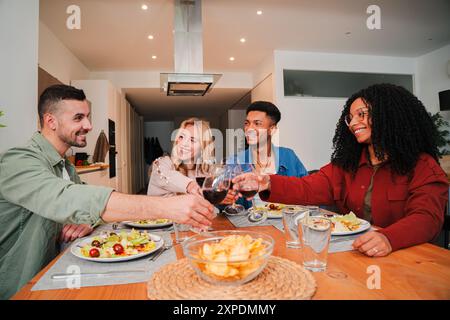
[75,164,109,175]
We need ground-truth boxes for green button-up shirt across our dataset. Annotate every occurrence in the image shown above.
[0,133,113,299]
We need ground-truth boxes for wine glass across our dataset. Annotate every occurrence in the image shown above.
[237,164,259,208]
[201,164,230,206]
[194,159,215,187]
[223,164,245,215]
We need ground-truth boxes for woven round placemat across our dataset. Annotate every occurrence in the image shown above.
[147,256,316,300]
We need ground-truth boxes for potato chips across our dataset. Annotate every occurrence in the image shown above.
[194,235,267,281]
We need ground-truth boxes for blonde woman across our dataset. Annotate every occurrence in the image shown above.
[147,118,215,197]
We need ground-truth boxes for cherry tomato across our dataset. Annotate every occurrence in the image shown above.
[89,248,100,258]
[113,243,124,255]
[91,240,101,247]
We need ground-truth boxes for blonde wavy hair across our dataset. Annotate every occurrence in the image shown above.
[171,117,215,176]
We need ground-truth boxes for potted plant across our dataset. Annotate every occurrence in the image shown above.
[0,111,5,128]
[431,112,450,175]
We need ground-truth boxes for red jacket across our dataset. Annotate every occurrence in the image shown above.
[261,151,449,251]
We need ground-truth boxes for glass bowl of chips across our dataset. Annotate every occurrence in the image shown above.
[182,230,274,285]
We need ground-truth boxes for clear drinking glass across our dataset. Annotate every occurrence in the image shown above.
[174,223,192,243]
[298,213,332,272]
[305,205,321,216]
[282,206,309,248]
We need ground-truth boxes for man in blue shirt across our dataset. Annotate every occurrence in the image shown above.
[223,101,308,209]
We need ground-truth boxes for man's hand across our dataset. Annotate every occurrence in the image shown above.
[352,231,392,257]
[220,189,239,205]
[186,181,202,197]
[159,194,215,230]
[60,224,94,243]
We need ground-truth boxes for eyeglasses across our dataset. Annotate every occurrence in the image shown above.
[344,108,370,126]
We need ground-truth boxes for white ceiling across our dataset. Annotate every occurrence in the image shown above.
[40,0,450,72]
[123,88,250,121]
[39,0,450,120]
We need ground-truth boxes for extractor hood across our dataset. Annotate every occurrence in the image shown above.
[160,0,222,96]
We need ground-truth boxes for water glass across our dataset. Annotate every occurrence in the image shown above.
[282,206,308,248]
[305,205,321,216]
[173,223,191,243]
[298,214,332,272]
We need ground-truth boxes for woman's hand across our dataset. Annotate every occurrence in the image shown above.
[232,172,271,196]
[186,180,202,197]
[352,231,392,257]
[60,224,94,243]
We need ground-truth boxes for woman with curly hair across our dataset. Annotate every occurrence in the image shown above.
[234,83,449,257]
[147,117,215,197]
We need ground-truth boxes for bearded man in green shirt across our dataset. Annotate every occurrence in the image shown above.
[0,84,214,299]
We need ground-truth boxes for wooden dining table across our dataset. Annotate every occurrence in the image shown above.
[12,215,450,300]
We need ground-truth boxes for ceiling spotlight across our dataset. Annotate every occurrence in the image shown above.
[240,38,246,43]
[152,55,157,59]
[256,10,263,15]
[229,57,235,61]
[148,35,154,40]
[141,4,148,10]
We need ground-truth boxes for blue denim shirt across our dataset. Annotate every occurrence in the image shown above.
[227,146,308,209]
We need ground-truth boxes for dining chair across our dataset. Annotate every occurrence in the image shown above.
[435,187,450,249]
[443,187,450,249]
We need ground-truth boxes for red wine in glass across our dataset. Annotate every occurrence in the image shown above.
[196,177,206,187]
[239,189,258,199]
[203,189,228,205]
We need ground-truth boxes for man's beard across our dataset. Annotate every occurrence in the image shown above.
[59,130,88,148]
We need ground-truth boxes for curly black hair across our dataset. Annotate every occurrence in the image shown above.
[331,83,440,176]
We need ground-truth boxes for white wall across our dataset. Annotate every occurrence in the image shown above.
[0,0,39,152]
[415,44,450,115]
[38,21,90,85]
[251,54,275,103]
[273,50,416,170]
[251,74,274,103]
[144,121,175,154]
[70,80,115,158]
[225,109,247,158]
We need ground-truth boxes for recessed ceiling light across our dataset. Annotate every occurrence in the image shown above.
[151,55,157,59]
[148,35,154,40]
[141,4,148,10]
[240,38,246,43]
[229,57,235,61]
[256,10,263,15]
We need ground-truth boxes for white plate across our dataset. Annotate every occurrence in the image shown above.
[331,218,371,236]
[245,209,283,219]
[267,211,283,219]
[251,203,287,219]
[123,220,173,229]
[70,233,164,263]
